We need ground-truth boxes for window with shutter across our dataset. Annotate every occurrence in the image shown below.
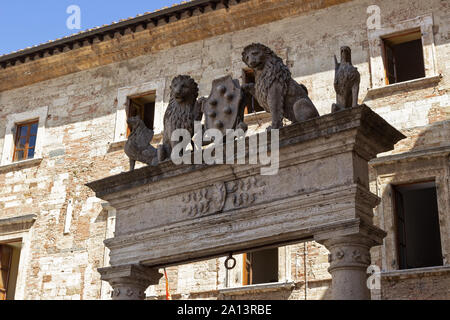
[0,245,13,300]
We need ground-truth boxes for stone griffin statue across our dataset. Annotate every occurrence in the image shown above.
[332,46,361,113]
[241,43,319,130]
[124,116,159,171]
[158,75,204,161]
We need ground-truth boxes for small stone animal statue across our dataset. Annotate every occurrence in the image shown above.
[124,116,159,171]
[241,43,319,130]
[158,75,204,162]
[332,46,361,113]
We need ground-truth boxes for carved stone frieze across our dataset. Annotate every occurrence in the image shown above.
[182,182,226,217]
[226,176,266,208]
[181,176,266,217]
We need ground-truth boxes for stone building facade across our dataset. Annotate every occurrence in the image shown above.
[0,0,448,300]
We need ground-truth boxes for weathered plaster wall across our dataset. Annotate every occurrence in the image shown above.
[0,0,448,299]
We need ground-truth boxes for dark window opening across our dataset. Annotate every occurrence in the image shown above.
[383,29,425,85]
[242,69,264,115]
[127,92,156,137]
[394,182,443,270]
[13,120,38,162]
[0,242,22,300]
[243,248,278,285]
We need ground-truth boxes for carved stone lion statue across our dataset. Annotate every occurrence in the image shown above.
[158,75,204,161]
[124,116,158,171]
[242,43,319,130]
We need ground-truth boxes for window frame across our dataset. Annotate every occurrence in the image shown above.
[114,79,165,144]
[392,180,443,270]
[381,29,426,85]
[127,90,157,137]
[13,120,39,162]
[367,14,437,89]
[1,106,48,167]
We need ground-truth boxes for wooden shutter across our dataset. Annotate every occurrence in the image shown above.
[0,245,13,300]
[385,44,397,85]
[243,253,253,286]
[395,191,408,269]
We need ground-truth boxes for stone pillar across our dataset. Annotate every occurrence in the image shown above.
[322,235,375,300]
[98,264,163,300]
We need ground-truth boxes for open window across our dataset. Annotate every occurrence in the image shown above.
[13,120,38,162]
[243,248,278,285]
[382,29,426,85]
[242,69,264,115]
[127,91,156,137]
[0,241,22,300]
[393,181,443,270]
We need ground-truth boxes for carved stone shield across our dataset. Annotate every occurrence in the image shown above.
[204,75,244,135]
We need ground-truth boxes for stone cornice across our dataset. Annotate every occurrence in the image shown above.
[0,0,353,92]
[0,214,37,234]
[87,105,406,199]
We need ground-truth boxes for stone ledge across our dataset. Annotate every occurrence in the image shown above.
[365,75,442,100]
[370,145,450,166]
[0,157,43,174]
[219,281,295,296]
[381,265,450,280]
[0,214,37,234]
[107,134,163,153]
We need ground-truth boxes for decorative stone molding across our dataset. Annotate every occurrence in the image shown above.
[0,157,43,174]
[365,75,442,100]
[98,264,163,300]
[219,281,295,296]
[0,214,37,235]
[381,265,450,280]
[226,176,266,209]
[0,214,36,300]
[1,105,48,166]
[182,182,226,217]
[319,234,380,300]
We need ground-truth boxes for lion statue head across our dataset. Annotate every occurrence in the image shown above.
[242,43,292,100]
[170,75,199,105]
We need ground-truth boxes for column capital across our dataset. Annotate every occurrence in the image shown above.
[99,264,163,300]
[323,235,374,273]
[314,220,387,300]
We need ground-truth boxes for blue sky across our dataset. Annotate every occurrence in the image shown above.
[0,1,183,56]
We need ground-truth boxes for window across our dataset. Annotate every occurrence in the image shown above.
[13,120,38,162]
[0,242,21,300]
[1,106,47,167]
[367,14,437,89]
[243,248,278,285]
[394,182,443,270]
[114,79,165,143]
[127,92,156,137]
[242,69,264,115]
[383,29,425,85]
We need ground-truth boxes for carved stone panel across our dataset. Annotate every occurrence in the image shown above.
[225,176,266,209]
[181,182,226,217]
[204,75,245,134]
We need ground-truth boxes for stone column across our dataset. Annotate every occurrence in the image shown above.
[322,235,375,300]
[98,264,163,300]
